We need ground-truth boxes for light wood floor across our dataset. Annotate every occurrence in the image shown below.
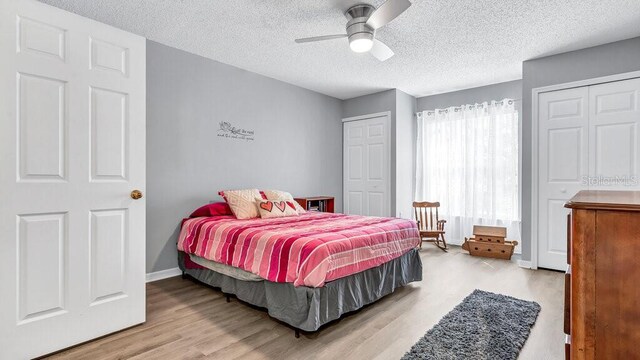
[47,247,564,360]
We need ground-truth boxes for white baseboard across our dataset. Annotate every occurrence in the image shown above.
[446,239,464,246]
[146,267,182,283]
[517,260,532,269]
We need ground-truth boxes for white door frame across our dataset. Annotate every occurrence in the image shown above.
[530,70,640,269]
[342,111,392,217]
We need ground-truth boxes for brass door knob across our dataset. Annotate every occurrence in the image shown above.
[131,190,143,200]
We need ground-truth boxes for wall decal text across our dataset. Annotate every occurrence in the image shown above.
[217,121,255,141]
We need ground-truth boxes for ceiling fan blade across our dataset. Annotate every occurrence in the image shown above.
[365,0,411,30]
[295,34,348,43]
[370,39,394,61]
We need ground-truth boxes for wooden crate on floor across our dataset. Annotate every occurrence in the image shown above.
[462,225,518,260]
[465,239,518,259]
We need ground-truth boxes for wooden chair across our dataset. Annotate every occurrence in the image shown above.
[413,201,447,251]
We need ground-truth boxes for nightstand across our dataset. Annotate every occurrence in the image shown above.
[294,196,335,213]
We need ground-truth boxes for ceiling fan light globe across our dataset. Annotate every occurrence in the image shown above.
[350,38,373,53]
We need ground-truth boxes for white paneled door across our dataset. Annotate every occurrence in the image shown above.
[588,78,640,189]
[343,114,390,217]
[537,77,640,270]
[0,1,146,358]
[537,87,589,270]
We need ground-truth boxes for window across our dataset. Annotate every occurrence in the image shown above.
[415,99,520,243]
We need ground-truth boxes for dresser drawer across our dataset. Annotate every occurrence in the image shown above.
[564,266,571,335]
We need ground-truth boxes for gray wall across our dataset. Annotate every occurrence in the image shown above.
[147,40,343,273]
[341,89,397,119]
[417,80,522,112]
[146,34,640,273]
[521,36,640,261]
[395,90,417,220]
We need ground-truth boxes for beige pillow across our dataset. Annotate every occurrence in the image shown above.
[256,199,299,219]
[262,189,306,213]
[219,189,262,219]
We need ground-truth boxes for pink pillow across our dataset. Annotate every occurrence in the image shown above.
[189,202,233,217]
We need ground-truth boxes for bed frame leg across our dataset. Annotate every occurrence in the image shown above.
[226,294,231,303]
[295,329,300,338]
[181,271,186,279]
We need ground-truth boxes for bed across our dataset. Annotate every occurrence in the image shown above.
[177,211,423,335]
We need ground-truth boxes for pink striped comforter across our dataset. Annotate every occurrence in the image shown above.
[178,212,420,287]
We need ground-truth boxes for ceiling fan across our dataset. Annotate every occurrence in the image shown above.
[294,0,411,62]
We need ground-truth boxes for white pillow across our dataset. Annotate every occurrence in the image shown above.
[219,189,262,219]
[262,189,306,213]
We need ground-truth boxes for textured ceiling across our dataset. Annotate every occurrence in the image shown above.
[40,0,640,99]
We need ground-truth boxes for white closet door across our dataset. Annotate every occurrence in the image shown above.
[343,115,391,217]
[538,87,589,270]
[0,1,146,358]
[588,78,640,190]
[537,77,640,271]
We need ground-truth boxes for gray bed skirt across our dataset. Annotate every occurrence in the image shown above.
[178,249,423,332]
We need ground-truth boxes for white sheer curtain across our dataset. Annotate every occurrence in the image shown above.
[415,99,520,246]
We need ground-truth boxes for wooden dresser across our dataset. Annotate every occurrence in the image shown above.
[564,190,640,359]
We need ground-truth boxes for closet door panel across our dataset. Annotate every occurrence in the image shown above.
[538,87,589,270]
[588,78,640,190]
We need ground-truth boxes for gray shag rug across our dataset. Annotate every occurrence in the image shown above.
[401,289,541,360]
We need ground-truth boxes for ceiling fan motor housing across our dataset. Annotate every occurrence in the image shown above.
[346,4,375,43]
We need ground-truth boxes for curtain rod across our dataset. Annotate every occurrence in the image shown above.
[419,98,521,116]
